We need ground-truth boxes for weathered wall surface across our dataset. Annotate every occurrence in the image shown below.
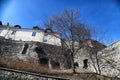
[75,41,120,78]
[0,27,61,46]
[74,39,106,73]
[74,46,98,73]
[0,37,71,70]
[0,67,118,80]
[98,41,120,78]
[0,70,48,80]
[0,69,66,80]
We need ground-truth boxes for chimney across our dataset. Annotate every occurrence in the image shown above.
[6,22,9,26]
[86,39,94,47]
[0,21,2,26]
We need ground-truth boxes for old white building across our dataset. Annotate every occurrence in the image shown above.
[0,25,61,46]
[74,39,106,74]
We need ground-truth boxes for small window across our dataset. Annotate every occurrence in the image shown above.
[32,32,36,36]
[43,39,47,42]
[0,21,2,25]
[22,43,28,54]
[0,29,3,33]
[40,58,48,65]
[51,61,60,69]
[11,30,16,35]
[74,62,79,68]
[44,33,48,36]
[74,44,79,48]
[83,59,88,69]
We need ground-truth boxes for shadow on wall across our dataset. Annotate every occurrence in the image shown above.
[34,46,48,66]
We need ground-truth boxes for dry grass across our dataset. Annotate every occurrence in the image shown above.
[0,58,119,80]
[0,58,73,74]
[0,58,50,73]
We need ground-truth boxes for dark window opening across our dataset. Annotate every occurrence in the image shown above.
[43,39,47,42]
[8,38,12,40]
[83,59,88,69]
[0,21,2,25]
[22,43,28,54]
[11,30,16,35]
[32,32,36,36]
[34,47,45,55]
[112,47,115,51]
[74,62,79,68]
[44,33,48,36]
[0,29,3,33]
[40,58,48,65]
[51,61,60,69]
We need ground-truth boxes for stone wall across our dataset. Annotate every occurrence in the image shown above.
[98,41,120,78]
[0,37,71,70]
[74,46,98,73]
[0,67,118,80]
[0,68,68,80]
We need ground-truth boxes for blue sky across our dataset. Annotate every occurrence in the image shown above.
[0,0,120,44]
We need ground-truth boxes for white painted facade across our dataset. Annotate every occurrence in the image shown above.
[0,26,61,46]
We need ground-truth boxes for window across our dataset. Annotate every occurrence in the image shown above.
[83,59,88,69]
[22,43,28,54]
[0,29,3,33]
[11,30,16,35]
[32,32,36,36]
[74,62,79,68]
[51,61,60,69]
[40,58,48,65]
[43,39,47,42]
[44,33,48,36]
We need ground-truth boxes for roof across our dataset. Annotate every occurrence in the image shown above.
[82,39,106,51]
[0,25,60,34]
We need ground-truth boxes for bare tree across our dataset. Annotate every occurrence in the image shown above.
[87,43,101,74]
[44,9,91,73]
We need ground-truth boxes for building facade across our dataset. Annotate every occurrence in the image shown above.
[0,25,61,46]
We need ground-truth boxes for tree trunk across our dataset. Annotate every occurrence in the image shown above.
[71,52,76,73]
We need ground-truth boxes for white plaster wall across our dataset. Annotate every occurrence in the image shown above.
[0,28,61,46]
[0,29,10,37]
[43,34,61,46]
[13,31,44,42]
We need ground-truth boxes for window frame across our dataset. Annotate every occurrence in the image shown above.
[32,32,36,36]
[11,30,16,35]
[0,29,3,33]
[43,39,47,42]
